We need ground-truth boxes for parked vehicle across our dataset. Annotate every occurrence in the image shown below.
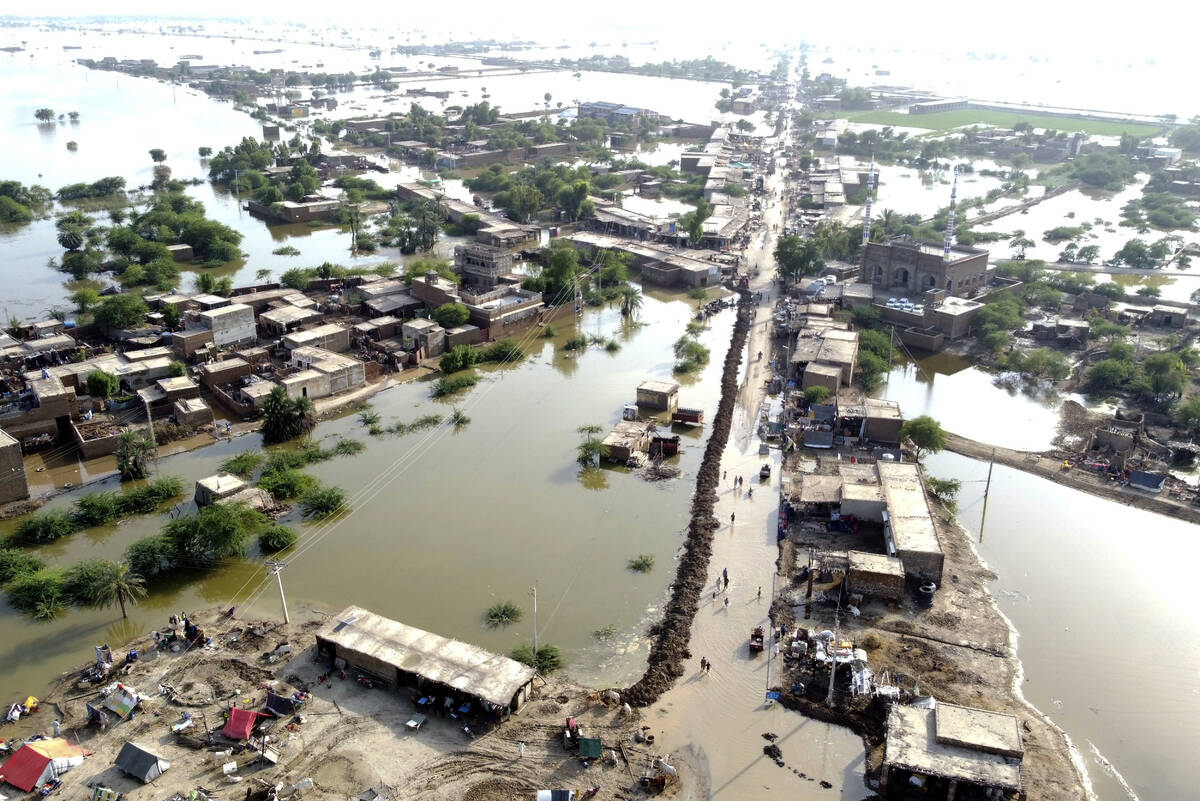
[750,626,765,654]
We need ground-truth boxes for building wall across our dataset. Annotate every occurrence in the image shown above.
[863,242,990,298]
[0,434,29,504]
[283,371,332,401]
[201,305,256,347]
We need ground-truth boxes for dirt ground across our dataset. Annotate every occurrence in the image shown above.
[775,492,1090,801]
[23,612,681,801]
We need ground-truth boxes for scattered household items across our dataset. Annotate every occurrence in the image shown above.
[405,713,427,731]
[113,741,170,783]
[0,738,90,792]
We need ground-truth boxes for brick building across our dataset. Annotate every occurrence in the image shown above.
[863,238,991,298]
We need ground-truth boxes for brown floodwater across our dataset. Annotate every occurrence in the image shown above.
[0,293,735,705]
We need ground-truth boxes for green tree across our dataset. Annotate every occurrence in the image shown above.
[85,370,119,400]
[432,302,470,328]
[261,386,316,444]
[115,430,154,480]
[70,287,101,316]
[57,227,84,251]
[258,524,297,552]
[498,184,544,223]
[34,108,55,122]
[1144,352,1188,399]
[1174,396,1200,436]
[1086,358,1134,392]
[93,294,148,330]
[511,643,563,674]
[901,415,947,461]
[198,146,213,157]
[774,234,824,280]
[803,385,831,405]
[149,148,167,163]
[83,560,147,618]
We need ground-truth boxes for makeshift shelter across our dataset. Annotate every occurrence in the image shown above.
[221,708,264,741]
[315,606,537,712]
[0,738,90,791]
[114,742,170,783]
[103,685,140,719]
[85,703,111,731]
[263,693,297,718]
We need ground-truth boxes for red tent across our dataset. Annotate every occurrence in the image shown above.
[221,708,263,741]
[0,738,90,791]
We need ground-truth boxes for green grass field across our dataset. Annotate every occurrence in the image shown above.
[840,109,1163,138]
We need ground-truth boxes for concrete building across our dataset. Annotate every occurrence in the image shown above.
[259,305,323,336]
[791,327,858,386]
[637,380,679,412]
[847,550,905,602]
[284,347,366,400]
[454,243,514,289]
[195,473,248,506]
[863,399,904,446]
[0,429,30,504]
[863,238,992,298]
[401,319,446,359]
[882,702,1022,798]
[281,323,351,354]
[197,304,256,348]
[878,461,943,582]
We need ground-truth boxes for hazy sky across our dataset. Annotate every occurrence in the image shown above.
[12,2,1195,57]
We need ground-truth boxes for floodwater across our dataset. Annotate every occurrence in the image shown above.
[0,293,737,704]
[926,450,1200,801]
[874,352,1064,451]
[869,158,1009,220]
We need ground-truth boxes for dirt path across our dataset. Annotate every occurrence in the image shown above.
[942,431,1200,524]
[642,128,870,800]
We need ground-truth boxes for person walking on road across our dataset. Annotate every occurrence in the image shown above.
[724,596,730,611]
[723,567,728,583]
[700,657,708,673]
[518,742,525,758]
[730,512,736,525]
[724,575,729,590]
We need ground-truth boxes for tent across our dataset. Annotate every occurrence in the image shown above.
[221,708,264,741]
[114,742,169,783]
[0,738,90,792]
[263,693,296,718]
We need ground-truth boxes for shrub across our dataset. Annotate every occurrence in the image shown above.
[70,492,121,528]
[167,360,187,377]
[11,510,76,545]
[61,558,113,606]
[432,373,478,397]
[258,524,298,552]
[439,344,478,374]
[85,369,119,400]
[300,486,346,519]
[628,554,655,573]
[450,408,471,427]
[485,600,523,628]
[0,547,45,583]
[563,335,588,351]
[6,569,66,614]
[220,451,265,477]
[511,643,563,674]
[125,534,174,579]
[117,476,183,514]
[257,468,316,500]
[804,386,831,405]
[541,323,557,338]
[481,339,523,363]
[432,302,470,329]
[332,438,365,456]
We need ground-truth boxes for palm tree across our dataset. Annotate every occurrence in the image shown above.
[115,430,154,480]
[619,285,643,318]
[91,561,147,619]
[57,227,84,251]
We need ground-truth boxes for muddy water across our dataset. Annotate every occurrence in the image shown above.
[926,450,1200,801]
[873,352,1064,451]
[0,294,738,702]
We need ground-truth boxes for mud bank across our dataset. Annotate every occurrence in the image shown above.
[621,296,754,707]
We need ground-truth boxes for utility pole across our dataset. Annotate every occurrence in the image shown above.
[826,604,841,708]
[266,561,290,624]
[979,448,995,543]
[142,395,157,474]
[529,583,539,662]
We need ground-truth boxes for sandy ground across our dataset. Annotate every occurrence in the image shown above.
[26,613,680,801]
